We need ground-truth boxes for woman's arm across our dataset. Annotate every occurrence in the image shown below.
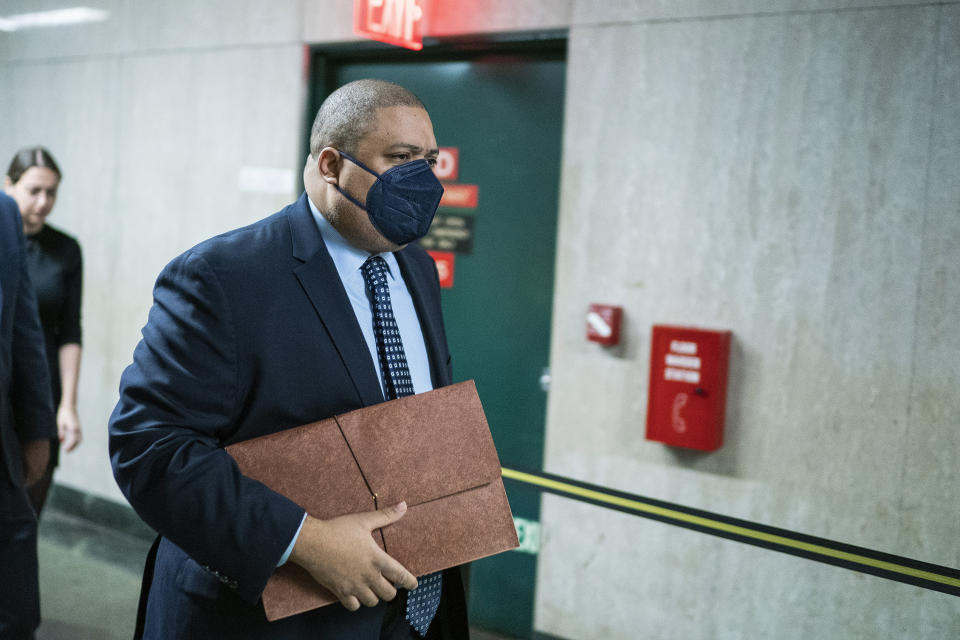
[57,342,82,451]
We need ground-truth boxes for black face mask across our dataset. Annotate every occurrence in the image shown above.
[334,150,444,246]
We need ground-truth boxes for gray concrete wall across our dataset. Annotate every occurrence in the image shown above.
[0,0,308,504]
[1,1,957,637]
[538,2,960,638]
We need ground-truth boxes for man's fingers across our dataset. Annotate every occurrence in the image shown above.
[379,550,417,591]
[340,595,361,612]
[360,587,382,608]
[336,574,401,610]
[365,501,407,530]
[371,575,399,602]
[290,509,418,611]
[381,562,418,592]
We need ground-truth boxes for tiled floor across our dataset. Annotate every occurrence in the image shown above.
[34,504,516,640]
[36,508,145,639]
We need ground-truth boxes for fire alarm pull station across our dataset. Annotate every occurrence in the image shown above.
[645,325,731,451]
[586,304,623,346]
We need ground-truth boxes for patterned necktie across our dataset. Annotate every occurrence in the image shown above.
[361,256,442,637]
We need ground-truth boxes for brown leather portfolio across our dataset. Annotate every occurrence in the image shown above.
[225,380,519,621]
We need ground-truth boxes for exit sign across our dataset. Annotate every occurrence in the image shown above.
[354,0,427,51]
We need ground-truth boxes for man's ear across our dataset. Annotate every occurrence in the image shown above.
[317,147,342,185]
[2,175,13,192]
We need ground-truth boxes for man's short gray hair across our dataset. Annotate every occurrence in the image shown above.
[309,79,427,158]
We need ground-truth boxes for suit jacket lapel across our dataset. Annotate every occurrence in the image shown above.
[287,194,384,407]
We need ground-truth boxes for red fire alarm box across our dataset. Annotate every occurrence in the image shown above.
[645,325,732,451]
[586,304,623,346]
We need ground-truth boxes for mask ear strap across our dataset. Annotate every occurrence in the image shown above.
[334,183,368,212]
[333,149,377,212]
[338,150,380,179]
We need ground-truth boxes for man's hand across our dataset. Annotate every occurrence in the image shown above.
[289,501,418,611]
[22,439,50,487]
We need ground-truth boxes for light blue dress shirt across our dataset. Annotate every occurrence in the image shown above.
[277,196,435,566]
[307,197,434,397]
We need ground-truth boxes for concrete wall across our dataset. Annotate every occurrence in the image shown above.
[1,1,957,638]
[0,0,308,503]
[538,2,960,639]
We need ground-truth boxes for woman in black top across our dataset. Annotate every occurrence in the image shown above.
[4,147,83,514]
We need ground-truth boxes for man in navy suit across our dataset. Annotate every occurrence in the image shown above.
[110,80,468,639]
[0,191,56,639]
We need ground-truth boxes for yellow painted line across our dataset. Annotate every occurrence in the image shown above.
[501,467,960,590]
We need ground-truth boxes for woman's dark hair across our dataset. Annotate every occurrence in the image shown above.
[6,146,62,184]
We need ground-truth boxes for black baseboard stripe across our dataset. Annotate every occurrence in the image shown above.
[501,467,960,597]
[48,483,155,542]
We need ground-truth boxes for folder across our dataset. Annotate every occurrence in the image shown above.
[226,380,519,621]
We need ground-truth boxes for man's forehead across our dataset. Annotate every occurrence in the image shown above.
[353,106,436,154]
[370,105,432,129]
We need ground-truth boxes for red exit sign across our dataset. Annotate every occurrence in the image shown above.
[354,0,427,51]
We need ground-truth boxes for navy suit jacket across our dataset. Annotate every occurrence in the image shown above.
[109,194,465,638]
[0,192,55,491]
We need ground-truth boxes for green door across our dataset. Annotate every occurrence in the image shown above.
[319,42,566,637]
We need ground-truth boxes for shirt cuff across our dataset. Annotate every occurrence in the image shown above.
[277,512,308,567]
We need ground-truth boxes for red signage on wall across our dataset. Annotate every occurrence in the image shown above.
[436,147,459,181]
[439,184,479,208]
[354,0,427,51]
[586,304,623,346]
[427,251,455,288]
[645,325,732,452]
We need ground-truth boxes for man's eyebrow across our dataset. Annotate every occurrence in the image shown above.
[388,143,439,156]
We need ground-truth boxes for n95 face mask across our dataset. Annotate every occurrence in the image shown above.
[334,150,444,246]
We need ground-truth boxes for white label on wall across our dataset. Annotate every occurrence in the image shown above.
[670,340,697,355]
[238,166,295,194]
[665,367,700,384]
[513,516,541,554]
[665,354,701,369]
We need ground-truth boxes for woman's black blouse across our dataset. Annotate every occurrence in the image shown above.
[25,224,82,405]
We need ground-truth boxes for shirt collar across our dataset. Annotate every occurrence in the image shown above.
[307,195,398,281]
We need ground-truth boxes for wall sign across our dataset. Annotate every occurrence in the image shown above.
[426,250,455,288]
[435,147,459,181]
[512,516,541,555]
[420,213,475,254]
[439,184,479,208]
[586,304,623,346]
[353,0,427,51]
[645,325,732,452]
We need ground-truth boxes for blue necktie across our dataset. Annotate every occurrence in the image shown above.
[361,256,442,637]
